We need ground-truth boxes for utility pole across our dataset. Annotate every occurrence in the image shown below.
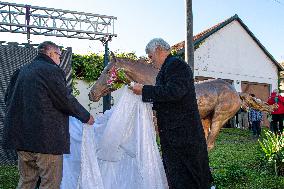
[101,36,112,112]
[185,0,194,74]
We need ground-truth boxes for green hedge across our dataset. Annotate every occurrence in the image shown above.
[72,52,140,82]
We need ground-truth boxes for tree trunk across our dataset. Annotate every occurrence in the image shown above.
[185,0,194,74]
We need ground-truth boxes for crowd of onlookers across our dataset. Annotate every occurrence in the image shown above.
[228,89,284,138]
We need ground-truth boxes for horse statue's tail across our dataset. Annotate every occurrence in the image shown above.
[238,92,278,113]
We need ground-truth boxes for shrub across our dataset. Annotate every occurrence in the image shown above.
[72,52,140,82]
[72,53,104,82]
[258,130,284,176]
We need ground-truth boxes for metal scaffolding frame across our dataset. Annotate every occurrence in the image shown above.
[0,1,116,112]
[0,1,117,42]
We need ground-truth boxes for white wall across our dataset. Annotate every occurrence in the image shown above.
[75,22,280,115]
[74,79,123,116]
[194,20,279,92]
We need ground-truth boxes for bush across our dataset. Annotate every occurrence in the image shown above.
[72,52,140,82]
[72,53,104,82]
[258,130,284,176]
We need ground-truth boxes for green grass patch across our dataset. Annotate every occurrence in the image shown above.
[210,128,284,188]
[0,165,19,189]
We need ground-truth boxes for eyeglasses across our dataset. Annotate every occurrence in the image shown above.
[54,51,62,57]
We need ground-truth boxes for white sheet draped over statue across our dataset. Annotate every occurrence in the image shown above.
[61,87,168,189]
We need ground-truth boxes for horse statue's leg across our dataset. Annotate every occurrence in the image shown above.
[201,117,211,140]
[207,114,233,150]
[207,92,241,150]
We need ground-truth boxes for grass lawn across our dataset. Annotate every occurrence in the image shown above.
[0,164,18,189]
[0,128,283,189]
[209,128,284,189]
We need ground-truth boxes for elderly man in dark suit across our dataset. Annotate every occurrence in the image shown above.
[130,38,211,189]
[3,41,94,189]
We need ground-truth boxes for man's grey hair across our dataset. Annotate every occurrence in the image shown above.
[37,41,59,54]
[145,38,171,54]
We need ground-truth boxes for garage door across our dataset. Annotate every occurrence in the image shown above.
[241,81,270,127]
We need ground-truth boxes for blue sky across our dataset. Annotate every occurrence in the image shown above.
[2,0,284,62]
[193,0,284,62]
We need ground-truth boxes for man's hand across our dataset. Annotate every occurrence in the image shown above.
[130,83,143,95]
[86,115,95,125]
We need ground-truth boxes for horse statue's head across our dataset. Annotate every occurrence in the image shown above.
[88,52,159,102]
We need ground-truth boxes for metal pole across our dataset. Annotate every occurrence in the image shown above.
[185,0,194,74]
[103,40,111,112]
[25,5,31,44]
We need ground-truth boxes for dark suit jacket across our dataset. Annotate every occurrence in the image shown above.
[142,54,210,188]
[3,54,90,154]
[142,55,202,131]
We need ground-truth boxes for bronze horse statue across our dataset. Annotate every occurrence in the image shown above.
[88,56,277,150]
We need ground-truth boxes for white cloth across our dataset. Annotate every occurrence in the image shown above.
[77,123,104,189]
[61,117,84,189]
[61,86,168,189]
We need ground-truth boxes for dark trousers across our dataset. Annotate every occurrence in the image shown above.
[159,127,210,189]
[252,121,261,136]
[271,114,284,134]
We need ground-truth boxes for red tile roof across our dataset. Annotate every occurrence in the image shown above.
[170,14,282,70]
[171,17,231,51]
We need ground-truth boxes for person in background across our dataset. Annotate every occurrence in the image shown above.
[267,89,284,135]
[248,94,263,138]
[3,41,94,189]
[237,108,250,129]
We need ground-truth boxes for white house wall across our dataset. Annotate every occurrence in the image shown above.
[74,21,279,115]
[194,20,278,92]
[74,80,124,116]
